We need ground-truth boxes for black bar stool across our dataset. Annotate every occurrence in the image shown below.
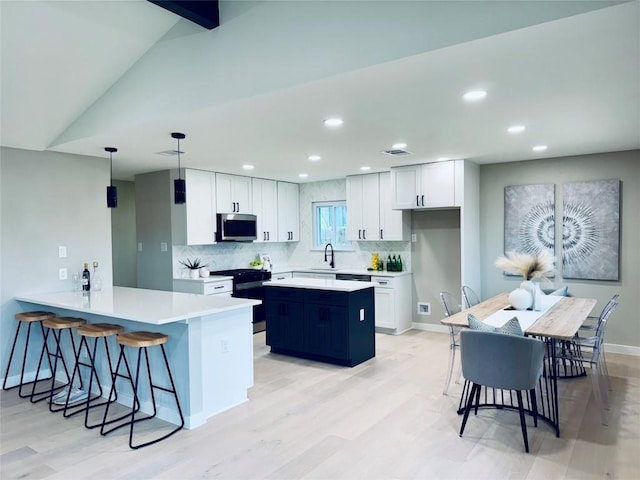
[100,331,184,449]
[2,311,56,397]
[33,316,86,408]
[59,323,124,427]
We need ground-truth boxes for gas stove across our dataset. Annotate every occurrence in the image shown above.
[209,268,272,333]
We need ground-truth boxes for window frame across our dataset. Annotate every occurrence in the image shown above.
[311,200,352,251]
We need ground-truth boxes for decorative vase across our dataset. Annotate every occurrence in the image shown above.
[189,269,199,279]
[520,280,543,311]
[509,287,533,310]
[199,267,210,278]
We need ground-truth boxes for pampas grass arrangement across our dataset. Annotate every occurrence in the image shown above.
[495,250,555,281]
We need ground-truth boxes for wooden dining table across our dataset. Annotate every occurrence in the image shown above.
[441,292,597,437]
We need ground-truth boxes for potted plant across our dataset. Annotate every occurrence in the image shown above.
[180,258,209,279]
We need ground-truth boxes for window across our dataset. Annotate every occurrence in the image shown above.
[312,201,351,250]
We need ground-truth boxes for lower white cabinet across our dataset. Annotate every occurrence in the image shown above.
[372,274,412,334]
[292,272,336,280]
[173,277,233,297]
[271,272,293,281]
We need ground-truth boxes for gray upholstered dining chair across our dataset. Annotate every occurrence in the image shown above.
[557,294,619,425]
[461,285,480,309]
[440,291,462,395]
[459,329,546,453]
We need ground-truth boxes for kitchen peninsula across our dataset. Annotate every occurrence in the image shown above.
[264,278,375,367]
[14,287,259,429]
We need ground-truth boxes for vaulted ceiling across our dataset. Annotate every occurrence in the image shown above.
[1,1,638,183]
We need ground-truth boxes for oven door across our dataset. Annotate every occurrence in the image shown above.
[233,281,266,331]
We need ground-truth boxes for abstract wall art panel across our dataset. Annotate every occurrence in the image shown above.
[504,184,555,264]
[562,179,621,281]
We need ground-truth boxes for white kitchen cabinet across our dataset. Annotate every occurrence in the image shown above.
[216,173,252,214]
[390,161,456,209]
[173,277,233,297]
[346,174,380,241]
[372,274,412,334]
[292,272,336,280]
[277,181,299,242]
[252,178,278,242]
[346,172,409,241]
[378,172,410,241]
[172,169,217,245]
[271,272,293,281]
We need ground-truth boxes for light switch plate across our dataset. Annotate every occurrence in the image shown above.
[59,268,68,280]
[160,242,168,252]
[58,246,67,258]
[138,242,143,252]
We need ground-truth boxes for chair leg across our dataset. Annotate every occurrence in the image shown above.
[474,383,481,415]
[529,388,538,428]
[443,336,457,395]
[516,391,530,453]
[459,383,478,437]
[600,350,613,392]
[590,362,608,426]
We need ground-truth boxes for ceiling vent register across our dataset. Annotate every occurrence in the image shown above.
[382,149,413,156]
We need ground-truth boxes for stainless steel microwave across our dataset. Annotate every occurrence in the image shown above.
[216,213,257,242]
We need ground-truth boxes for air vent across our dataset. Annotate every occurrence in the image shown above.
[382,149,413,156]
[157,150,185,156]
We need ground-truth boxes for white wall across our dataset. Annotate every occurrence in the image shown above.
[1,147,113,375]
[480,150,640,349]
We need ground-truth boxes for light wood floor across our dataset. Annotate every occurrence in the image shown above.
[1,330,639,479]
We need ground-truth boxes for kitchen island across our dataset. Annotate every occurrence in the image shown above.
[14,287,260,429]
[264,278,375,367]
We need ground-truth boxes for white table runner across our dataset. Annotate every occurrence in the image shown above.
[482,295,563,331]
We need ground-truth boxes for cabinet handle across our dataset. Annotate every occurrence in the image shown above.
[380,229,383,240]
[358,229,361,239]
[377,281,388,286]
[267,232,270,241]
[416,195,420,207]
[421,195,425,206]
[214,285,225,290]
[363,229,366,240]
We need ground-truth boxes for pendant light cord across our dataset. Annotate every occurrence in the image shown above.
[177,137,182,179]
[109,151,113,187]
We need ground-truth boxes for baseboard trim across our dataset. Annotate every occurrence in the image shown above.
[410,323,639,356]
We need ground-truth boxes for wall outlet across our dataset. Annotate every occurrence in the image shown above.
[138,242,143,252]
[58,246,67,258]
[411,233,417,243]
[417,302,431,315]
[221,338,229,353]
[160,242,168,252]
[59,268,68,280]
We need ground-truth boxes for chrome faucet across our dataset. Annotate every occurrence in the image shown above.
[324,243,335,269]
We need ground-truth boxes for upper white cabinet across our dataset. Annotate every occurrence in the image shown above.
[277,181,299,242]
[346,174,380,241]
[378,172,410,241]
[172,169,217,245]
[390,161,457,209]
[252,178,278,243]
[346,172,409,241]
[216,173,252,214]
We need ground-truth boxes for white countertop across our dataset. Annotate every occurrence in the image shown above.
[272,266,411,278]
[15,286,259,325]
[265,278,375,292]
[173,275,233,283]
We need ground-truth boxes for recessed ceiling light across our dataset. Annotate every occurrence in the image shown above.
[242,164,254,170]
[463,90,487,102]
[392,143,407,149]
[323,117,343,127]
[308,155,321,161]
[298,173,309,178]
[437,157,450,162]
[508,125,526,134]
[532,145,548,152]
[360,166,371,171]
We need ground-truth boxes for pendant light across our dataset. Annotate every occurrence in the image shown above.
[105,147,118,208]
[172,132,186,204]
